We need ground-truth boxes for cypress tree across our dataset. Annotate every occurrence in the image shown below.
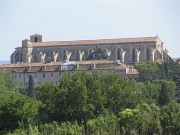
[158,82,169,106]
[27,75,35,99]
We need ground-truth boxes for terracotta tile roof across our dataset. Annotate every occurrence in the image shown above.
[0,60,138,75]
[75,60,114,65]
[32,37,160,47]
[0,62,63,68]
[0,60,113,68]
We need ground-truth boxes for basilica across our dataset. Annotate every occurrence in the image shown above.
[0,34,171,86]
[11,34,168,64]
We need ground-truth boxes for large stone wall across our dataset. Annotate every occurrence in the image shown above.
[11,34,165,64]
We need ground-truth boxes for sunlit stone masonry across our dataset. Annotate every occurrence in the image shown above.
[0,34,171,86]
[11,34,169,64]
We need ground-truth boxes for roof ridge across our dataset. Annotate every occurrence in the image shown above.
[33,36,158,43]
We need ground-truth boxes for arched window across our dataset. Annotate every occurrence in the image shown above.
[146,47,150,60]
[117,48,121,60]
[132,48,136,62]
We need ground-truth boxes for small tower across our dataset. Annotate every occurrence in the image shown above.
[22,39,33,63]
[30,34,42,42]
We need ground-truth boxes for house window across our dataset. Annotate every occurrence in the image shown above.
[35,74,37,78]
[19,74,21,79]
[51,73,53,77]
[43,73,46,78]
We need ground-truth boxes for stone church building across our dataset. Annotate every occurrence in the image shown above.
[0,34,170,86]
[11,34,167,64]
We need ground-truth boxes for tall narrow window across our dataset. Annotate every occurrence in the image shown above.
[19,74,21,79]
[51,73,53,77]
[117,48,121,60]
[77,50,79,61]
[35,37,38,42]
[132,48,136,62]
[146,47,150,60]
[43,73,45,78]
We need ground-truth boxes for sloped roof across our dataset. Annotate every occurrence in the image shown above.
[32,37,160,47]
[0,60,114,68]
[0,62,63,68]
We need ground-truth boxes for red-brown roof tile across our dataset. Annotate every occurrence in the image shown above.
[32,37,160,47]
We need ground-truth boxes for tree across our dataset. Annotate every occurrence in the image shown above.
[135,61,160,82]
[58,72,104,134]
[87,110,117,135]
[3,72,18,91]
[138,103,162,135]
[118,108,141,134]
[158,80,176,106]
[0,72,18,91]
[0,90,41,134]
[0,72,6,91]
[101,73,143,115]
[27,75,35,99]
[36,82,58,122]
[160,101,180,135]
[86,48,109,60]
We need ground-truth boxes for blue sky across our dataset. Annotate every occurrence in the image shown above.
[0,0,180,61]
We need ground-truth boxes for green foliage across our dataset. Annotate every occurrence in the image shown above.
[0,72,18,91]
[0,72,6,91]
[38,121,83,135]
[135,61,160,82]
[27,75,36,99]
[158,80,176,106]
[101,73,144,114]
[118,108,141,134]
[58,72,105,133]
[1,66,180,134]
[118,103,162,135]
[86,48,109,60]
[143,81,160,103]
[7,122,83,135]
[138,103,162,135]
[160,101,180,135]
[36,82,58,122]
[0,90,41,134]
[87,110,117,135]
[135,60,180,102]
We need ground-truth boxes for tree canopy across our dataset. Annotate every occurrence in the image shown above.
[86,48,109,60]
[0,60,180,134]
